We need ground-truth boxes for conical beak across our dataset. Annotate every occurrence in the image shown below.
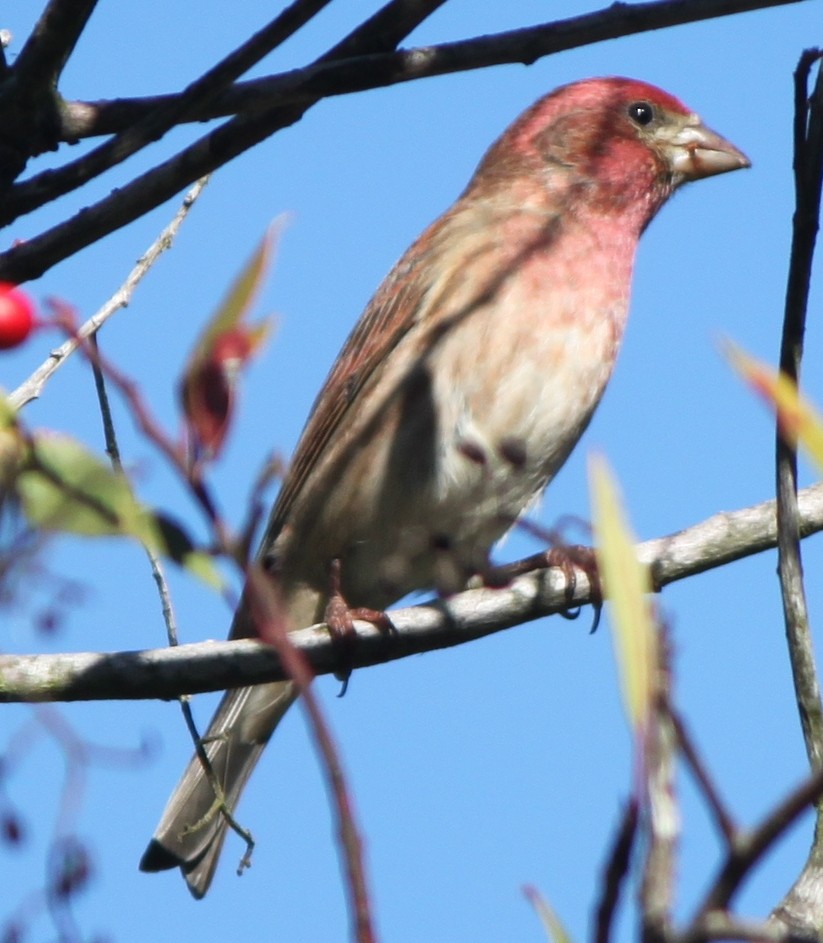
[664,115,750,181]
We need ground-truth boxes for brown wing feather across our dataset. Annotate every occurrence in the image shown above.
[258,235,435,550]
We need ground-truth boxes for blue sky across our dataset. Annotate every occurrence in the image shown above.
[3,2,823,941]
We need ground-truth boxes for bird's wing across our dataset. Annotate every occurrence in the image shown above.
[260,231,437,547]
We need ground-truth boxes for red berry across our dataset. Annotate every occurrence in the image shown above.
[0,282,35,350]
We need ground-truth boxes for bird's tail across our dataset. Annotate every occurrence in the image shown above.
[139,679,296,898]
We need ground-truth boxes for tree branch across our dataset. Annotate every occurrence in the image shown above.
[770,48,823,943]
[6,177,209,411]
[776,51,823,769]
[53,0,813,143]
[0,0,447,229]
[3,483,823,704]
[3,0,335,220]
[0,0,809,280]
[12,0,99,90]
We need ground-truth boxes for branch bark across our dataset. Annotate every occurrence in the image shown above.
[51,0,816,143]
[4,483,823,704]
[0,0,810,281]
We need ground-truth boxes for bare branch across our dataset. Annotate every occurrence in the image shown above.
[693,765,823,918]
[7,177,209,411]
[0,0,809,281]
[4,0,334,220]
[775,51,823,769]
[682,911,818,943]
[54,0,813,142]
[12,0,99,89]
[768,49,823,943]
[4,483,823,704]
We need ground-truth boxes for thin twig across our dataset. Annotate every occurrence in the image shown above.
[85,249,265,871]
[8,176,209,411]
[247,567,377,943]
[594,799,639,943]
[89,330,181,646]
[693,764,823,917]
[668,706,737,844]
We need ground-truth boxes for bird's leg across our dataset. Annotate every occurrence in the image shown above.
[324,558,394,694]
[484,545,602,632]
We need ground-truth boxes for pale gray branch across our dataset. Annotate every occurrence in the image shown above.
[7,176,209,411]
[2,483,823,704]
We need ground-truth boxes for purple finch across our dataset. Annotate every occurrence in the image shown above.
[141,76,748,896]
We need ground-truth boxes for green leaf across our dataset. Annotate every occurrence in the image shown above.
[589,454,657,736]
[17,434,224,589]
[0,390,18,429]
[187,223,280,370]
[19,433,146,538]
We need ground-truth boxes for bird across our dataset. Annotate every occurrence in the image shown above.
[140,76,749,897]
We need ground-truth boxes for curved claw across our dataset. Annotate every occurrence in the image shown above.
[559,606,582,621]
[325,559,394,696]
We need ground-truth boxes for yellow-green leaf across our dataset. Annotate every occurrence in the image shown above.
[17,433,224,589]
[0,390,18,429]
[589,454,657,734]
[726,341,823,473]
[19,433,146,538]
[523,886,575,943]
[187,223,280,370]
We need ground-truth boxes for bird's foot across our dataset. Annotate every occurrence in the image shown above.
[325,559,394,695]
[484,544,602,632]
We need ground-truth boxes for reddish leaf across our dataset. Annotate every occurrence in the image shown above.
[180,229,277,460]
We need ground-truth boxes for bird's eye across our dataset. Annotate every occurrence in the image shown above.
[628,101,655,126]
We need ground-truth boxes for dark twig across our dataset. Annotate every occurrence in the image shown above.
[12,0,99,89]
[0,0,446,239]
[776,51,823,770]
[769,51,823,940]
[247,568,377,943]
[48,0,813,143]
[668,706,737,844]
[594,799,639,943]
[0,0,808,280]
[322,0,448,60]
[693,764,823,918]
[6,0,334,220]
